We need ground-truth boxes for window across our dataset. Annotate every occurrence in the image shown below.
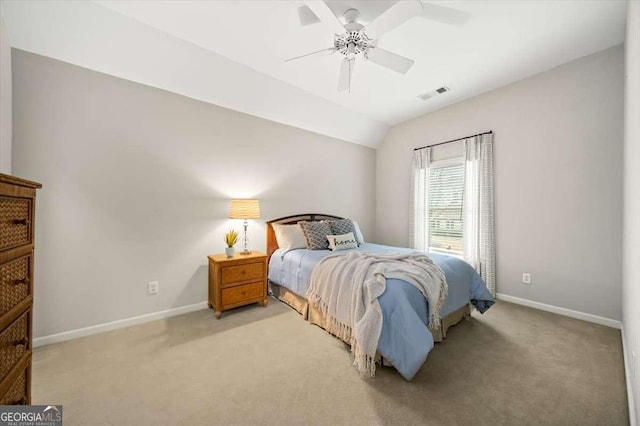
[428,158,464,255]
[411,135,495,295]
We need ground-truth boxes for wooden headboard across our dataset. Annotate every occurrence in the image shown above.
[266,213,343,261]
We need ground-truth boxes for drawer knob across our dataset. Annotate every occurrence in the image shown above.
[241,291,246,295]
[0,337,27,349]
[241,270,246,275]
[12,218,29,226]
[13,337,28,347]
[13,277,29,286]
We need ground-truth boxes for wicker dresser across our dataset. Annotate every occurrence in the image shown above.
[0,173,41,405]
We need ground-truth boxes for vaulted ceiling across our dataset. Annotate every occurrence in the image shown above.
[1,1,627,147]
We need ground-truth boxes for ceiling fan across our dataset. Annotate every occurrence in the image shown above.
[286,1,470,93]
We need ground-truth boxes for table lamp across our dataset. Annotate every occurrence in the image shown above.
[229,199,260,255]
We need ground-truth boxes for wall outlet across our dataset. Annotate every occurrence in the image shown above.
[522,273,531,284]
[148,281,159,295]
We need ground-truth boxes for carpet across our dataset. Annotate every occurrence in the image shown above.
[32,299,628,425]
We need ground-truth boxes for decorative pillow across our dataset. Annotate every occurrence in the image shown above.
[272,223,307,251]
[327,219,359,246]
[299,221,332,250]
[327,232,358,251]
[351,220,365,245]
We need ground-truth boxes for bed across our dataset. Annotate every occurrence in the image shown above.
[266,214,494,380]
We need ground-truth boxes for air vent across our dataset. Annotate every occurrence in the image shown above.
[418,86,450,101]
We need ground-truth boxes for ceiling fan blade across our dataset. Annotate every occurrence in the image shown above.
[363,0,423,40]
[285,47,336,63]
[338,58,354,93]
[304,1,344,34]
[421,2,471,26]
[297,5,321,26]
[366,47,414,74]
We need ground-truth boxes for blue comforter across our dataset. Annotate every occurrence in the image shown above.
[268,243,494,380]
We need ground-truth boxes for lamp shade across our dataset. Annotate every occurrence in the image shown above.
[229,199,260,219]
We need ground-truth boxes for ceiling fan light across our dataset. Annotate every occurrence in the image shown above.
[334,32,372,58]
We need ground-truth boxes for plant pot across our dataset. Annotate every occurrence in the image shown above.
[225,247,235,258]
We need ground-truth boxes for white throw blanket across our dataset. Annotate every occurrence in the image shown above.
[306,251,447,377]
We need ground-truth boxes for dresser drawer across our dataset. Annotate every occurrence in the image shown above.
[221,262,264,285]
[0,311,29,384]
[222,282,264,306]
[0,364,28,405]
[0,255,31,318]
[0,197,32,251]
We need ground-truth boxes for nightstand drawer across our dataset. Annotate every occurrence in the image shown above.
[222,282,264,306]
[0,255,31,318]
[0,365,28,405]
[0,197,32,251]
[0,311,29,384]
[221,262,264,285]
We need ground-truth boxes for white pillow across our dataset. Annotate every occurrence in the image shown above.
[272,223,307,251]
[351,221,365,245]
[327,232,358,251]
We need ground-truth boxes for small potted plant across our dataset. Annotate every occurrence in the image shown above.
[224,229,238,258]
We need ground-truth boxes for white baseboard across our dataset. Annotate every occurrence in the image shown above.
[622,326,637,426]
[496,293,622,329]
[33,301,209,348]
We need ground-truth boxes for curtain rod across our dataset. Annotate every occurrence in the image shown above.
[413,131,493,151]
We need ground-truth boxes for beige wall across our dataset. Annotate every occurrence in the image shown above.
[11,50,376,338]
[0,13,11,174]
[622,0,640,422]
[377,45,624,321]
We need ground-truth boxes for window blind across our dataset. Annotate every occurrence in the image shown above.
[428,162,464,254]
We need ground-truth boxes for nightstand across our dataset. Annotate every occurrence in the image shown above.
[207,251,268,319]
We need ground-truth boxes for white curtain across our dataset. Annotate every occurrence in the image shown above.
[409,147,431,250]
[463,133,496,296]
